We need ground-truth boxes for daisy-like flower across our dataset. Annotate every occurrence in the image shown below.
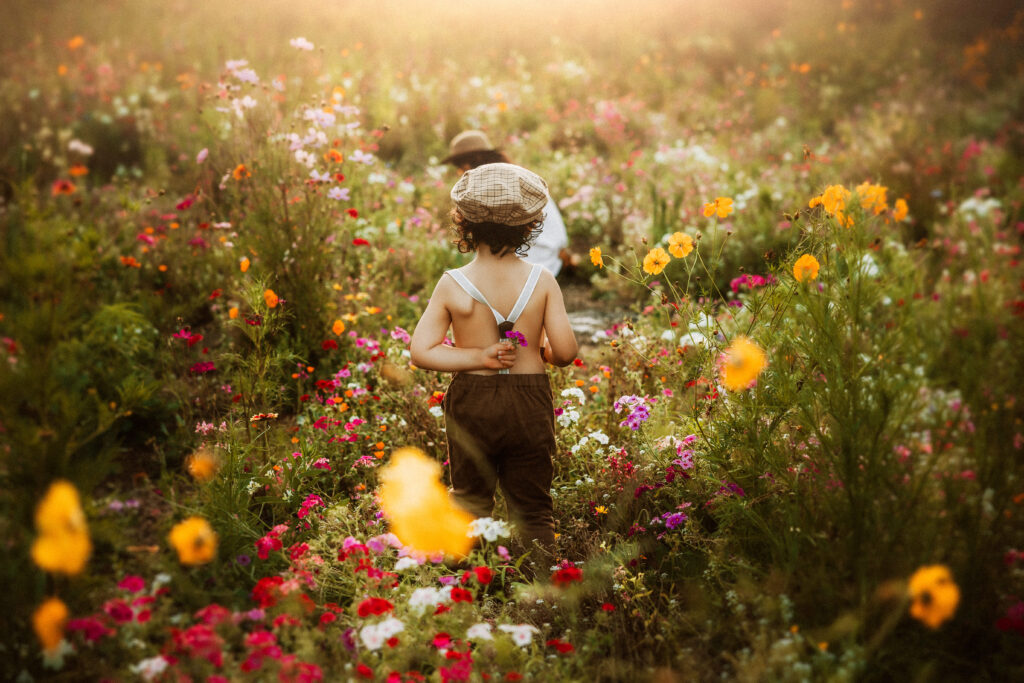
[667,232,693,258]
[718,336,768,391]
[909,565,960,629]
[289,37,314,50]
[793,254,820,282]
[642,247,671,275]
[327,187,350,201]
[702,196,733,219]
[466,623,494,641]
[590,246,604,268]
[467,517,511,542]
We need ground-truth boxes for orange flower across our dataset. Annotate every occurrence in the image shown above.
[168,517,217,565]
[855,181,889,215]
[893,198,909,222]
[120,256,141,268]
[51,179,76,196]
[809,185,853,226]
[642,247,671,275]
[793,254,820,282]
[232,164,251,180]
[590,246,604,268]
[229,306,239,319]
[33,598,69,653]
[908,565,960,629]
[324,149,344,163]
[31,481,91,575]
[702,197,734,219]
[264,289,279,308]
[332,319,346,335]
[186,447,220,483]
[667,232,693,258]
[718,336,768,391]
[67,36,85,50]
[69,165,89,177]
[239,257,250,273]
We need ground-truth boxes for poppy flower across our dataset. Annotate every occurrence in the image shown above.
[52,179,77,196]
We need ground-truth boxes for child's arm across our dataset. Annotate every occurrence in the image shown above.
[539,274,578,366]
[410,278,516,372]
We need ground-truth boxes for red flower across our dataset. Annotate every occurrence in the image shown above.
[322,339,339,350]
[356,663,374,680]
[550,566,583,587]
[319,612,337,626]
[473,566,494,585]
[357,597,394,617]
[546,638,575,654]
[208,288,222,300]
[51,179,77,196]
[117,575,146,592]
[505,674,523,682]
[450,587,474,603]
[352,238,370,246]
[601,602,616,612]
[347,208,359,218]
[433,632,451,648]
[252,576,285,608]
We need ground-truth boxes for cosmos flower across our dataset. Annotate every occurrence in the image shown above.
[642,247,671,275]
[793,254,820,282]
[702,196,733,219]
[718,336,768,391]
[668,232,693,258]
[908,565,960,629]
[590,246,604,268]
[168,517,218,565]
[31,480,91,575]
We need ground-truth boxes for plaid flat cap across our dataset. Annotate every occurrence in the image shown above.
[449,163,548,225]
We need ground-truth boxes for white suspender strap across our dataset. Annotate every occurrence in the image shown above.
[506,264,543,324]
[445,270,504,324]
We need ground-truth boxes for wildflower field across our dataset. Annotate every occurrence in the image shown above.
[3,0,1024,680]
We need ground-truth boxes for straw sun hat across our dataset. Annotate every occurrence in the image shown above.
[441,130,495,164]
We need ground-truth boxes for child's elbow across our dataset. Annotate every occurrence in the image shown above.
[547,342,579,367]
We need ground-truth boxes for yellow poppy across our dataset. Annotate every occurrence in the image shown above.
[33,598,69,653]
[168,517,218,565]
[793,254,820,282]
[379,448,473,557]
[718,336,768,391]
[590,246,604,268]
[908,565,959,629]
[642,247,671,275]
[668,232,693,258]
[31,481,91,575]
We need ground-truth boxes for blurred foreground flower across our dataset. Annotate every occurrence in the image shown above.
[169,517,218,565]
[642,247,671,275]
[186,446,220,483]
[31,480,91,575]
[793,254,820,282]
[590,246,604,268]
[379,448,473,557]
[718,336,768,391]
[908,565,960,629]
[264,289,279,308]
[33,597,69,653]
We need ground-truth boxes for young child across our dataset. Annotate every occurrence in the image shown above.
[410,163,578,562]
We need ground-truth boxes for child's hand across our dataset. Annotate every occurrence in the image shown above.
[482,340,517,370]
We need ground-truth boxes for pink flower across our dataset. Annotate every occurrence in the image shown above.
[196,148,208,164]
[117,575,146,593]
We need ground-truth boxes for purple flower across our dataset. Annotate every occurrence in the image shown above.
[328,187,350,201]
[662,512,688,530]
[236,554,252,566]
[504,330,528,347]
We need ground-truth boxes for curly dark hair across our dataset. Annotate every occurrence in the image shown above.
[450,208,542,257]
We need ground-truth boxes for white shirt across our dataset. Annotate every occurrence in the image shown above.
[524,194,568,276]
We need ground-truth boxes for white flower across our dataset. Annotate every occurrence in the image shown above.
[233,68,259,85]
[294,149,316,168]
[130,656,169,681]
[359,624,385,650]
[378,617,405,638]
[556,409,580,428]
[560,387,586,405]
[467,517,511,542]
[309,169,331,182]
[588,430,610,445]
[408,587,448,615]
[304,108,337,128]
[428,405,443,418]
[350,149,375,165]
[466,623,494,641]
[394,557,419,571]
[68,139,94,156]
[498,623,539,647]
[289,37,314,51]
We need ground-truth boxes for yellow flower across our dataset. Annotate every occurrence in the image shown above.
[642,247,671,275]
[590,246,604,268]
[893,198,909,222]
[718,336,768,391]
[168,517,218,565]
[263,289,279,309]
[33,598,69,653]
[332,319,346,335]
[379,448,474,557]
[855,181,889,215]
[908,565,960,629]
[594,505,608,515]
[702,197,734,219]
[668,232,693,258]
[186,447,220,483]
[793,254,820,282]
[239,257,250,273]
[809,185,853,226]
[31,481,91,575]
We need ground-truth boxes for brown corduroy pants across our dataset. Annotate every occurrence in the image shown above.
[443,373,556,559]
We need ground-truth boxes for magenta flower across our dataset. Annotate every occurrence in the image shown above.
[504,330,527,347]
